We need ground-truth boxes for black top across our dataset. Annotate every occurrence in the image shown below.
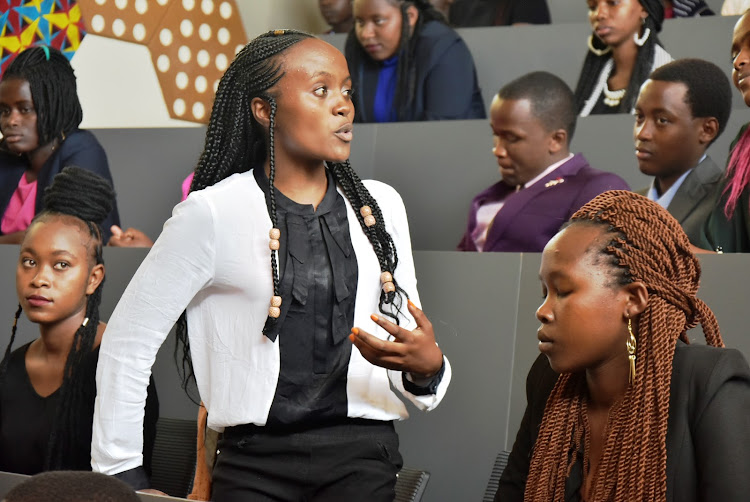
[588,91,622,115]
[0,342,158,476]
[449,0,550,27]
[254,167,359,430]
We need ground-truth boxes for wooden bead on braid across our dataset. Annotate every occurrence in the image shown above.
[380,271,395,293]
[360,205,376,227]
[269,294,282,318]
[269,227,281,251]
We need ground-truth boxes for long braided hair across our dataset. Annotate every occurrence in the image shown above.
[176,30,408,395]
[525,190,722,501]
[1,166,113,470]
[345,0,445,122]
[574,0,665,114]
[2,46,83,147]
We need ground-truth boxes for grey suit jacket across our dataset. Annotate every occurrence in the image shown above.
[637,156,723,246]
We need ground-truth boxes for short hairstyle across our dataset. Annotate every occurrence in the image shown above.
[647,58,732,142]
[4,471,139,502]
[498,71,577,144]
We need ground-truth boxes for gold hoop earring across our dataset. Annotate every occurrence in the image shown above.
[627,318,637,384]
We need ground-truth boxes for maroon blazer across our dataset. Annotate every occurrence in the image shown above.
[457,154,629,252]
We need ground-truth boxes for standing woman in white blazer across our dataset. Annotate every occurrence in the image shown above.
[91,30,451,501]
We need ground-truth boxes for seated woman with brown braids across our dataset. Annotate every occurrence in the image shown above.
[497,191,750,501]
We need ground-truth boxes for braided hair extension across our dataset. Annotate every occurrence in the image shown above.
[3,46,83,147]
[329,160,407,319]
[0,166,113,470]
[345,0,445,122]
[176,30,314,399]
[524,191,722,502]
[573,2,664,114]
[175,30,410,398]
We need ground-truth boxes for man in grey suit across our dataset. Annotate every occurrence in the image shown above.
[633,58,732,246]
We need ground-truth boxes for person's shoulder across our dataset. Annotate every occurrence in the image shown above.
[62,129,103,149]
[58,129,107,160]
[2,341,33,372]
[191,170,259,201]
[416,20,465,54]
[652,44,674,69]
[673,342,750,388]
[566,155,627,181]
[691,155,723,182]
[362,178,402,202]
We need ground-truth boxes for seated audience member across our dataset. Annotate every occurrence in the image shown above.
[319,0,354,34]
[721,0,750,15]
[703,11,750,252]
[448,0,550,27]
[0,46,120,244]
[576,0,672,116]
[0,167,158,477]
[3,471,140,502]
[497,190,750,501]
[457,72,629,253]
[633,58,731,247]
[346,0,485,122]
[664,0,714,17]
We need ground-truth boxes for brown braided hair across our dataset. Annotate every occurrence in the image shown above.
[525,190,722,501]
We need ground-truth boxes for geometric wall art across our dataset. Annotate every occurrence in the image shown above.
[0,0,87,74]
[77,0,245,123]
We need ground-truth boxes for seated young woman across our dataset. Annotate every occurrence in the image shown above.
[0,167,158,477]
[497,190,750,501]
[346,0,485,122]
[576,0,672,116]
[0,47,120,244]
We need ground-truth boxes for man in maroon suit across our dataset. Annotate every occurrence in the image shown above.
[457,71,629,253]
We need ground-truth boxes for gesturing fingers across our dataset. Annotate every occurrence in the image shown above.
[368,313,414,343]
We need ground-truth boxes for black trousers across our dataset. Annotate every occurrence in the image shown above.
[211,419,403,502]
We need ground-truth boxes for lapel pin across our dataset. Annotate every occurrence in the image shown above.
[545,177,565,188]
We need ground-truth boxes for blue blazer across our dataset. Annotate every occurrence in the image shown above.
[350,20,486,122]
[0,129,120,242]
[457,154,629,252]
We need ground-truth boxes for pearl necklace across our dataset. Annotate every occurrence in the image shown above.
[602,86,626,107]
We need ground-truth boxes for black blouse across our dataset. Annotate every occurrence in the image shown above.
[254,167,360,429]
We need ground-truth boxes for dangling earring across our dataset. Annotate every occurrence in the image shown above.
[634,19,650,47]
[626,318,637,384]
[587,35,611,56]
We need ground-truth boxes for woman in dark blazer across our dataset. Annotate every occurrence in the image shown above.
[497,191,750,501]
[0,46,119,244]
[346,0,485,122]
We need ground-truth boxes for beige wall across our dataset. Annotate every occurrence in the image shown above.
[240,0,329,38]
[73,0,335,129]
